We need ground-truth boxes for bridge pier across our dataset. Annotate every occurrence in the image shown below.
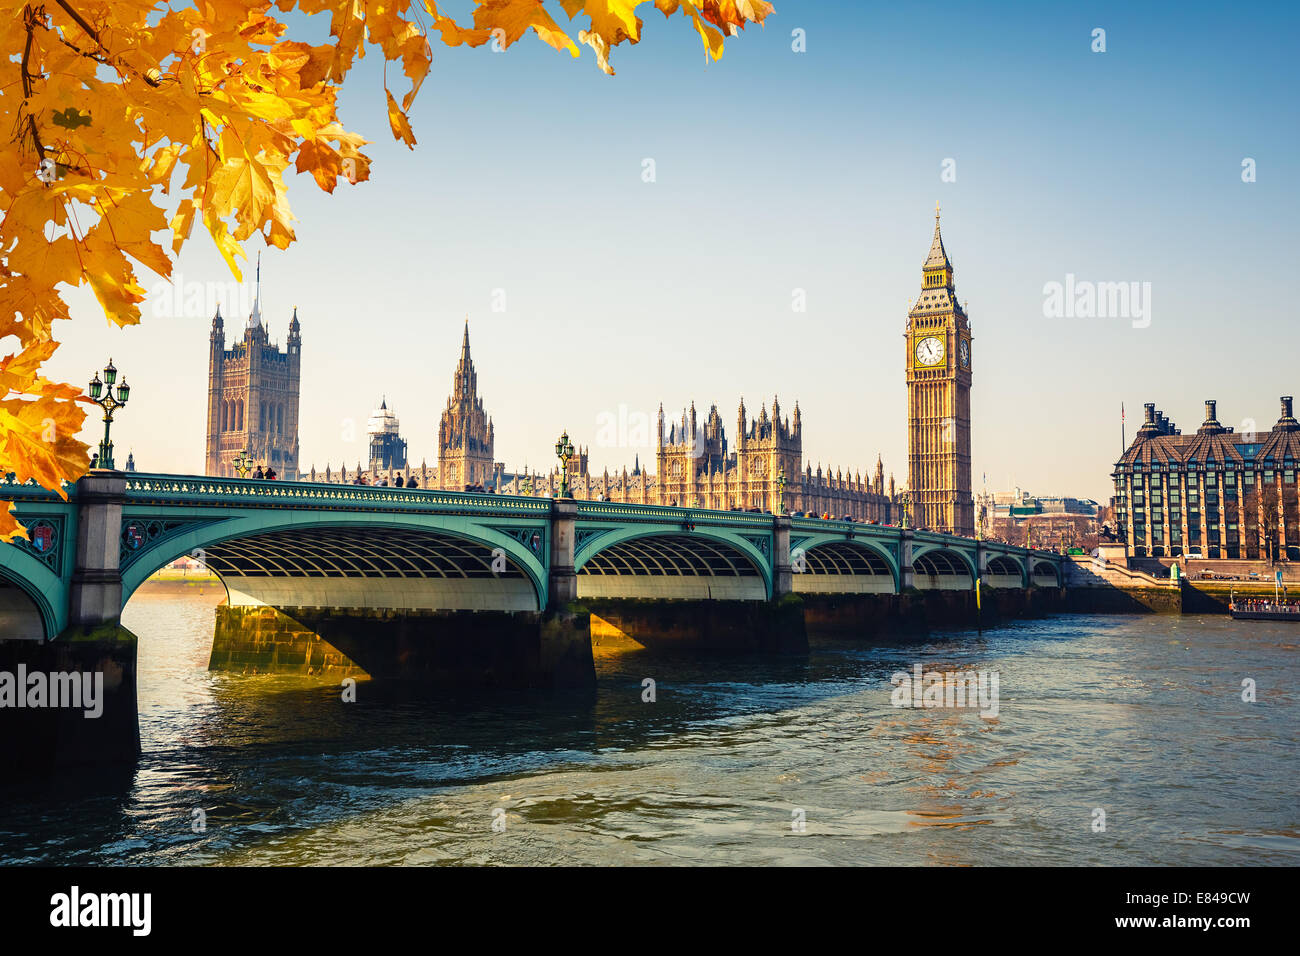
[548,498,578,610]
[0,473,142,770]
[772,514,793,597]
[67,473,126,628]
[227,606,595,690]
[585,596,808,655]
[0,622,140,771]
[208,599,595,690]
[899,529,916,590]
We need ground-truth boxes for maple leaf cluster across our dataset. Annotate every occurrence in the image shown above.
[0,0,771,540]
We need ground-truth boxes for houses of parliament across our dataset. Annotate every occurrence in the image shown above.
[204,211,976,534]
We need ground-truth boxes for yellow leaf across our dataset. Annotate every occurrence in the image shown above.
[385,87,417,148]
[170,199,198,253]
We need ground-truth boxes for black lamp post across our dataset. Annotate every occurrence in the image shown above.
[88,358,129,470]
[555,430,575,498]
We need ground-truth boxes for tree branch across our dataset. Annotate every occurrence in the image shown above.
[52,0,99,47]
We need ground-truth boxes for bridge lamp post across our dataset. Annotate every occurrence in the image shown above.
[87,359,129,471]
[555,431,575,498]
[232,449,254,478]
[898,491,911,529]
[777,467,787,515]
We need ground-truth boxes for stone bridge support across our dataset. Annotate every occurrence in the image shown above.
[899,530,915,590]
[772,515,793,597]
[68,473,126,629]
[1,473,140,771]
[548,498,577,610]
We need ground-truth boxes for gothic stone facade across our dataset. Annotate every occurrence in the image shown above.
[438,322,502,490]
[1114,398,1300,561]
[498,398,897,521]
[206,301,301,478]
[298,322,896,516]
[906,207,975,535]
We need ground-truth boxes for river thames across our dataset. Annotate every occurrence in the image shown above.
[1,583,1296,866]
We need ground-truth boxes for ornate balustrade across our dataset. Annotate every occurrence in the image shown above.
[117,473,551,516]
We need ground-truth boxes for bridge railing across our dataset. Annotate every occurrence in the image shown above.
[573,499,776,527]
[120,473,552,515]
[0,473,73,502]
[789,515,898,535]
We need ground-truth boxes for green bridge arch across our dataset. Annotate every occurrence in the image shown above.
[788,533,901,592]
[912,543,979,586]
[118,509,552,612]
[574,523,774,600]
[0,549,65,639]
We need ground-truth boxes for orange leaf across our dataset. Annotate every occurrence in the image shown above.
[385,87,416,148]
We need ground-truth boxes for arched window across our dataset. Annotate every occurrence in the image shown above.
[236,400,244,431]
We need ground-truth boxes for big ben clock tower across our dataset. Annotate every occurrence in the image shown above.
[905,204,974,535]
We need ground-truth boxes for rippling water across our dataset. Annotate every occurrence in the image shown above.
[1,584,1297,865]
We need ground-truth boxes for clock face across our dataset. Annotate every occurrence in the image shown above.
[915,336,945,367]
[959,339,970,367]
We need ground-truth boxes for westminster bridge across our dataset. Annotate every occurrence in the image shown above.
[0,471,1066,766]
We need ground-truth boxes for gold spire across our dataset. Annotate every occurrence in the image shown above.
[924,203,950,271]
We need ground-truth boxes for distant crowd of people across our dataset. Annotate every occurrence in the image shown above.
[240,467,513,492]
[349,473,419,488]
[1229,599,1300,615]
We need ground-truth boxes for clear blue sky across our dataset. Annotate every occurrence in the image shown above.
[50,0,1300,501]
